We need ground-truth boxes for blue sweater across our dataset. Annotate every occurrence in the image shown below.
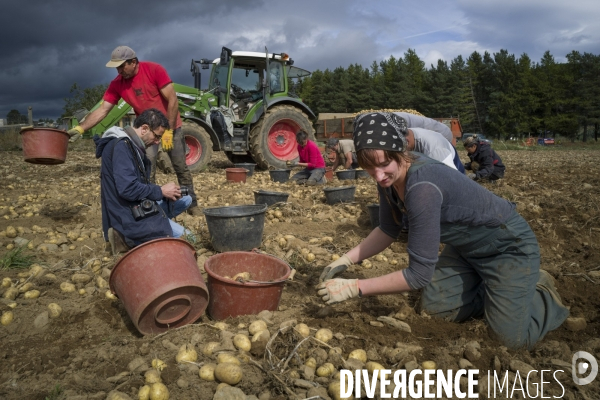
[94,127,171,246]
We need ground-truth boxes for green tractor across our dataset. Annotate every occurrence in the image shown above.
[70,47,316,171]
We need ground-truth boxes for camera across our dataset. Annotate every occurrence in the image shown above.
[180,186,190,196]
[131,199,159,221]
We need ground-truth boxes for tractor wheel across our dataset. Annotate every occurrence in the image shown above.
[249,105,315,169]
[182,121,213,173]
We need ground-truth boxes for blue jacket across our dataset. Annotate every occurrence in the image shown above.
[94,126,171,246]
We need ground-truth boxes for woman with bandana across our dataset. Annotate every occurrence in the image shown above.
[316,112,568,349]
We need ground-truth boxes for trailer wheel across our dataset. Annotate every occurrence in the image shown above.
[249,105,315,169]
[183,121,213,173]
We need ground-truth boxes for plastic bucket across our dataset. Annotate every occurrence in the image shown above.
[204,251,292,320]
[254,190,289,207]
[355,170,371,179]
[108,238,209,335]
[336,170,356,180]
[20,127,70,165]
[367,203,380,228]
[203,204,267,252]
[325,167,334,181]
[234,163,256,177]
[269,169,291,183]
[323,186,356,205]
[225,168,247,183]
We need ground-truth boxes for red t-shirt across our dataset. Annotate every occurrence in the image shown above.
[104,61,182,129]
[297,140,325,169]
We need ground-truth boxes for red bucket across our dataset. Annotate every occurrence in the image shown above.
[109,238,209,335]
[225,168,248,183]
[204,252,291,320]
[20,127,69,165]
[325,167,334,181]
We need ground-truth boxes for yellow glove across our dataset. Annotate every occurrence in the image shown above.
[161,129,174,151]
[67,125,85,142]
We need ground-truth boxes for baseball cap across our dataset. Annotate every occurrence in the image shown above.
[106,46,136,68]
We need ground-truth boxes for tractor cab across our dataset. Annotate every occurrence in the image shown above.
[207,48,301,123]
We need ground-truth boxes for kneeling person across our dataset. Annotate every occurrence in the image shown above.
[288,130,326,185]
[94,108,194,254]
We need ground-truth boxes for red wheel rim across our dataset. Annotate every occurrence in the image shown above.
[267,119,301,160]
[185,135,202,166]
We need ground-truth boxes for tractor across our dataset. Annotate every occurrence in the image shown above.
[69,47,316,171]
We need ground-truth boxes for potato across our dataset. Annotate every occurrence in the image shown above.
[305,357,317,369]
[60,282,76,293]
[329,380,354,400]
[145,369,162,384]
[5,226,17,238]
[149,382,169,400]
[214,362,243,385]
[47,303,62,318]
[3,287,18,300]
[216,382,229,391]
[316,362,335,377]
[288,370,300,379]
[151,359,166,371]
[138,385,151,400]
[422,360,436,370]
[213,321,228,330]
[348,349,367,363]
[232,272,251,282]
[305,253,316,262]
[217,353,241,365]
[29,264,45,278]
[1,311,14,326]
[18,282,33,293]
[331,254,340,261]
[23,290,40,299]
[322,236,334,244]
[362,260,372,269]
[105,290,118,300]
[248,319,268,335]
[176,344,198,363]
[294,323,310,338]
[202,341,220,356]
[315,328,333,343]
[233,334,252,352]
[199,363,216,381]
[366,361,385,374]
[1,277,12,288]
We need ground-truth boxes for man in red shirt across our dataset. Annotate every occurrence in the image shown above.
[287,130,326,185]
[67,46,200,215]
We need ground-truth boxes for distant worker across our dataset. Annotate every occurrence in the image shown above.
[93,109,193,255]
[463,136,505,181]
[326,138,358,171]
[287,130,326,185]
[67,45,201,216]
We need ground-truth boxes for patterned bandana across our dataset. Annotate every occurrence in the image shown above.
[353,112,408,152]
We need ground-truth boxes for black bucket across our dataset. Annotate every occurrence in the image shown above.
[336,170,356,180]
[269,169,291,183]
[203,204,267,252]
[234,163,257,177]
[367,203,380,228]
[323,186,356,205]
[254,190,290,207]
[355,170,371,179]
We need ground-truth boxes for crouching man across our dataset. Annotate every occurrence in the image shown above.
[94,108,194,255]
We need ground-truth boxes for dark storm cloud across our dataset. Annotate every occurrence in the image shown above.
[0,0,264,120]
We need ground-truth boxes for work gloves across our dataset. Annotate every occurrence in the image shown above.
[161,129,174,151]
[286,160,298,167]
[319,254,352,282]
[316,278,360,305]
[467,173,477,180]
[67,126,84,142]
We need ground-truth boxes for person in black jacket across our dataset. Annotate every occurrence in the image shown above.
[463,136,505,181]
[93,108,193,255]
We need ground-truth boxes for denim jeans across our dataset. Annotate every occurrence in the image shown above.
[420,211,569,349]
[157,195,193,238]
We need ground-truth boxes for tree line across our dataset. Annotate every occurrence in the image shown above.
[292,49,600,141]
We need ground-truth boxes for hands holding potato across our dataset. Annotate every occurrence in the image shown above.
[319,254,352,282]
[316,278,360,304]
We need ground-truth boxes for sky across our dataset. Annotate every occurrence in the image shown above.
[1,0,599,121]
